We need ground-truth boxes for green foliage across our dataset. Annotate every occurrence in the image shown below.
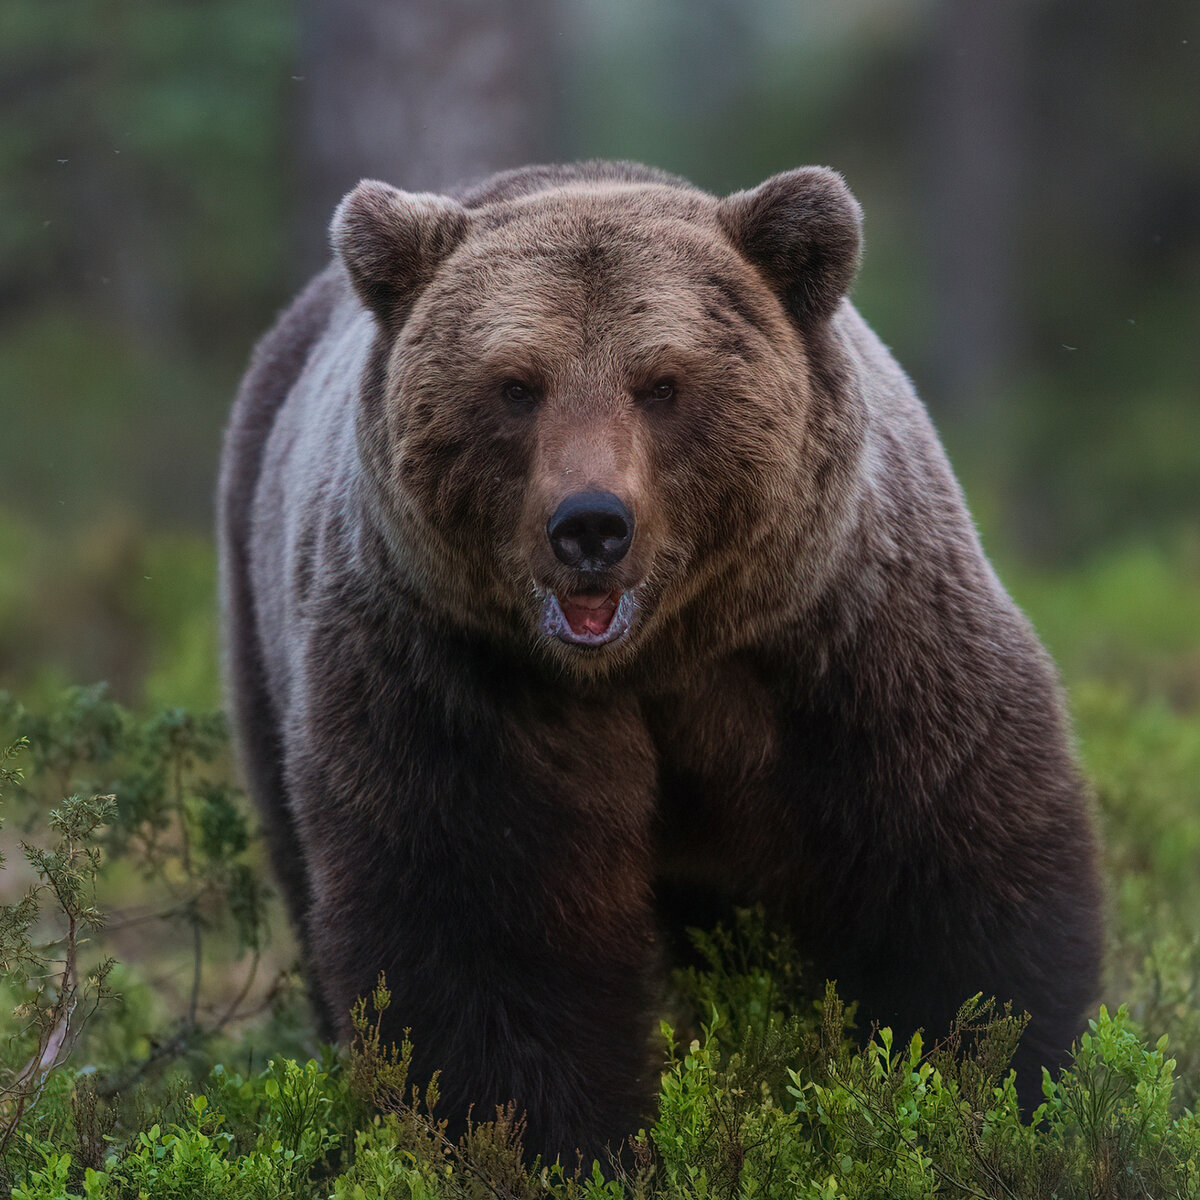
[100,1097,237,1200]
[1007,538,1200,691]
[242,1059,342,1197]
[0,734,116,1163]
[327,1116,444,1200]
[0,509,222,713]
[0,684,281,1137]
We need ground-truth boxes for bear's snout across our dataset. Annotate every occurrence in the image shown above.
[547,491,634,571]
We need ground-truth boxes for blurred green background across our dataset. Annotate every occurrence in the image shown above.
[0,0,1196,708]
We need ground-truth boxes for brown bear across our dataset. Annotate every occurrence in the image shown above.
[218,160,1102,1161]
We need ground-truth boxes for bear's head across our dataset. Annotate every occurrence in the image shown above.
[331,164,864,678]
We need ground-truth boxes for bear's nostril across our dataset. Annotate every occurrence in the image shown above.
[547,491,634,569]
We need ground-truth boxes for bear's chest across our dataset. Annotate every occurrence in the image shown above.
[642,657,783,887]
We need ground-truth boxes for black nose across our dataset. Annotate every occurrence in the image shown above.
[547,491,634,570]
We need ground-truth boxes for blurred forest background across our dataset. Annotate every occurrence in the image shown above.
[0,0,1196,709]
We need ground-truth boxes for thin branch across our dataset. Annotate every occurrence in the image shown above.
[94,963,287,1099]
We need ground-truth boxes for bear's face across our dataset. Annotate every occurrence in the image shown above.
[333,171,862,676]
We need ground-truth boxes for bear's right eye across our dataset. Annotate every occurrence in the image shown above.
[502,380,537,409]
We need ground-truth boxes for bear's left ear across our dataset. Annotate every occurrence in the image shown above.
[717,167,862,328]
[331,180,469,328]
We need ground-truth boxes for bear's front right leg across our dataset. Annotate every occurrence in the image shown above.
[283,635,661,1164]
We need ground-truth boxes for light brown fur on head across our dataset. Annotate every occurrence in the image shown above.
[338,172,864,678]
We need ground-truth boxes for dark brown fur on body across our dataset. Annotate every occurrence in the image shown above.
[219,160,1102,1160]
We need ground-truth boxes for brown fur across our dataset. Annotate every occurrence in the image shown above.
[219,161,1102,1161]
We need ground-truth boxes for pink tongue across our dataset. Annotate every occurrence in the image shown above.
[560,593,618,636]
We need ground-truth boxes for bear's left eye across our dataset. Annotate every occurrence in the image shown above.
[647,379,676,404]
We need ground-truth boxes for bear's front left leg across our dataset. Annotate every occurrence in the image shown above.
[286,660,662,1164]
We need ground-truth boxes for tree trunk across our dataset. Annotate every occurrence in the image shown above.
[294,0,562,272]
[920,0,1031,419]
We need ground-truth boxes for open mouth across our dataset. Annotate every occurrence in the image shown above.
[539,590,633,647]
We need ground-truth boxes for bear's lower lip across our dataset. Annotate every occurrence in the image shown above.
[539,590,633,647]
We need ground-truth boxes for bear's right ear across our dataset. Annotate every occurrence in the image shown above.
[717,167,862,328]
[331,181,469,327]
